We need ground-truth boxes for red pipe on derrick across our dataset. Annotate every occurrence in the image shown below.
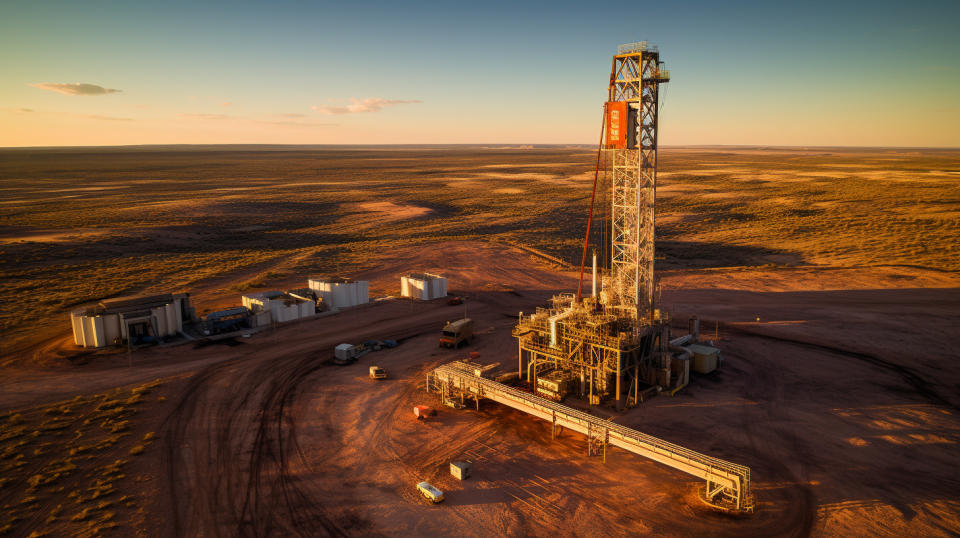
[576,102,608,301]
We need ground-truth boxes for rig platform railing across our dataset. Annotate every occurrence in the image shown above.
[427,361,754,513]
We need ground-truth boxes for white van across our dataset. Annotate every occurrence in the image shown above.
[416,481,445,503]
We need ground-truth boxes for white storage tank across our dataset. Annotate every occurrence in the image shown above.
[401,273,447,300]
[308,278,369,309]
[71,310,107,348]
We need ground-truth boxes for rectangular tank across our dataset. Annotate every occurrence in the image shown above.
[687,344,719,374]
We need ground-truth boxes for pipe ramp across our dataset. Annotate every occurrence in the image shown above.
[428,361,754,513]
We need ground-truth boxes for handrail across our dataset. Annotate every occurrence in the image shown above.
[431,361,753,512]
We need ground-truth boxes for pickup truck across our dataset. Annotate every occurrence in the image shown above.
[369,366,387,379]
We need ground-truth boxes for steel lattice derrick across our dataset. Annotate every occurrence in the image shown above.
[637,53,662,321]
[606,45,667,324]
[610,148,642,316]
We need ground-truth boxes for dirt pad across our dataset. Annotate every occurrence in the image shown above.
[4,241,957,536]
[2,143,959,536]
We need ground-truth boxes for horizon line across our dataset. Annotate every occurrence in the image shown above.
[2,143,959,151]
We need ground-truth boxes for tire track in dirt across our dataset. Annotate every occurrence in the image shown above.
[160,308,458,537]
[733,352,816,538]
[723,324,955,411]
[163,351,346,537]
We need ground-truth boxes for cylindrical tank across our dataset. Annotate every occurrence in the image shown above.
[358,281,369,305]
[154,307,168,336]
[166,303,178,335]
[689,316,700,342]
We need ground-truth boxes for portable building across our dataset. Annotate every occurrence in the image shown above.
[308,278,369,309]
[242,291,315,324]
[401,272,447,300]
[70,293,192,348]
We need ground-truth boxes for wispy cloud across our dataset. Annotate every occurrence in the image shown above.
[220,101,233,107]
[276,113,306,118]
[253,119,338,127]
[29,83,121,96]
[3,107,133,121]
[179,113,230,120]
[85,114,134,122]
[311,98,421,115]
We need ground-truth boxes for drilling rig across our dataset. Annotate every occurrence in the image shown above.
[432,43,753,512]
[513,42,674,410]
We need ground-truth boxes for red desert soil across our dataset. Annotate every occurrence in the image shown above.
[2,241,959,537]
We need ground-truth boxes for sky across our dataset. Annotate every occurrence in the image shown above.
[1,0,958,147]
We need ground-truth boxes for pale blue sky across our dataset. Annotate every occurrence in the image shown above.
[1,0,958,146]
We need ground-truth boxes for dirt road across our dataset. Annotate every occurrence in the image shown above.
[3,241,958,536]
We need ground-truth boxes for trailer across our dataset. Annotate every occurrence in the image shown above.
[416,481,445,503]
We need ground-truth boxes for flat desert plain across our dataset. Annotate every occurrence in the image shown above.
[0,145,958,537]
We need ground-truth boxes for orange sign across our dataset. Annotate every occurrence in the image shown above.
[605,101,628,149]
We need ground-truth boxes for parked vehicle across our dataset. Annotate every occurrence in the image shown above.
[369,366,387,379]
[333,343,369,365]
[443,398,464,409]
[413,405,435,419]
[440,318,474,349]
[447,296,463,306]
[416,481,445,503]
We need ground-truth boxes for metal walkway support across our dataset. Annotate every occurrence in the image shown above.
[427,361,754,513]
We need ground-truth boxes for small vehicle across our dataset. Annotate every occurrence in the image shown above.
[413,405,435,419]
[334,343,358,365]
[369,366,387,379]
[443,398,464,410]
[447,296,463,306]
[333,343,370,365]
[417,481,445,503]
[440,318,474,349]
[363,339,383,351]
